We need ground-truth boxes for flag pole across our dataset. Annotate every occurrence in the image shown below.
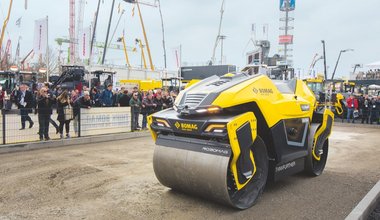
[46,16,49,82]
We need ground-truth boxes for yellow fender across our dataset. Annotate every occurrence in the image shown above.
[227,112,257,190]
[147,115,157,142]
[312,109,334,161]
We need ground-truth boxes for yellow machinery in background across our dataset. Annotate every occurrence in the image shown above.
[148,72,334,209]
[304,76,345,117]
[119,79,162,91]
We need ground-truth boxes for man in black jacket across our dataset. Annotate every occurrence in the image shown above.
[37,87,55,140]
[73,91,92,118]
[16,84,34,130]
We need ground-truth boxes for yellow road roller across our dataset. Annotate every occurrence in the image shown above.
[148,72,334,209]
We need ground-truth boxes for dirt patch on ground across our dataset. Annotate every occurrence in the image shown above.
[0,126,379,219]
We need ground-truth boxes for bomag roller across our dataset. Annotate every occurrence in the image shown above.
[148,72,334,209]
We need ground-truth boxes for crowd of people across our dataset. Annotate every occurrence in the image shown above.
[3,82,178,141]
[4,80,379,142]
[345,94,380,124]
[356,69,380,80]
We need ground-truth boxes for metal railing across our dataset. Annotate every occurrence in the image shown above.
[0,106,139,145]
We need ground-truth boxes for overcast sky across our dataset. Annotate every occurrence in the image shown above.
[1,0,380,78]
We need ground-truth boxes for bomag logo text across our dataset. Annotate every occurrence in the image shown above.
[259,88,273,94]
[175,122,198,131]
[253,87,273,95]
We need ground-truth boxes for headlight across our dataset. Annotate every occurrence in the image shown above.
[155,118,170,128]
[195,106,222,114]
[204,124,226,133]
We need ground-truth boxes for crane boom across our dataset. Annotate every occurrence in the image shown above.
[211,0,226,65]
[307,53,319,77]
[0,0,13,60]
[136,2,154,70]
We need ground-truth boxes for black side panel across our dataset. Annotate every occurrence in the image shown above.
[236,122,254,184]
[284,118,308,146]
[270,120,308,163]
[315,115,333,154]
[273,157,305,181]
[312,111,324,123]
[225,102,276,161]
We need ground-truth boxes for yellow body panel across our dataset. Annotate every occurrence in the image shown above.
[147,115,157,142]
[312,109,334,161]
[227,112,257,190]
[184,79,201,89]
[212,75,315,128]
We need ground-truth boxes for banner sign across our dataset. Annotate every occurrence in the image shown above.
[280,0,295,11]
[33,17,48,55]
[78,26,91,59]
[279,35,293,44]
[80,107,132,136]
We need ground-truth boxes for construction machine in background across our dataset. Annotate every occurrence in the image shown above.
[148,72,334,209]
[304,75,345,118]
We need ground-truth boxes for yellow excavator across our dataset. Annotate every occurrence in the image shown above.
[148,72,334,209]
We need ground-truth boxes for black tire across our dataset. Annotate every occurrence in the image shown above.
[305,139,329,176]
[228,136,269,209]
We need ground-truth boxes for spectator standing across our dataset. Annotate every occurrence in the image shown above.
[361,95,370,124]
[170,90,177,102]
[129,92,141,131]
[71,90,79,103]
[162,91,173,109]
[153,93,164,113]
[100,84,114,107]
[56,90,72,139]
[346,94,358,123]
[37,87,54,141]
[16,84,34,130]
[104,75,113,89]
[132,87,141,100]
[369,97,379,124]
[73,91,92,135]
[90,87,101,107]
[141,93,156,129]
[45,83,60,134]
[118,90,130,107]
[0,86,5,109]
[154,88,162,98]
[116,87,126,106]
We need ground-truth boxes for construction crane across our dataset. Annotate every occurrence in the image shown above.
[308,53,323,77]
[1,39,11,69]
[0,0,13,64]
[123,0,155,71]
[136,38,147,69]
[55,37,136,65]
[20,49,34,70]
[55,37,136,51]
[69,0,76,64]
[211,0,226,65]
[117,36,132,68]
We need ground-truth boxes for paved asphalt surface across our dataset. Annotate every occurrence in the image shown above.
[0,125,379,220]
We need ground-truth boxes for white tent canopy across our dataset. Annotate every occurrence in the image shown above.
[366,61,380,68]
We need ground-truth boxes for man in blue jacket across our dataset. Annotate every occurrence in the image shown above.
[100,84,114,107]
